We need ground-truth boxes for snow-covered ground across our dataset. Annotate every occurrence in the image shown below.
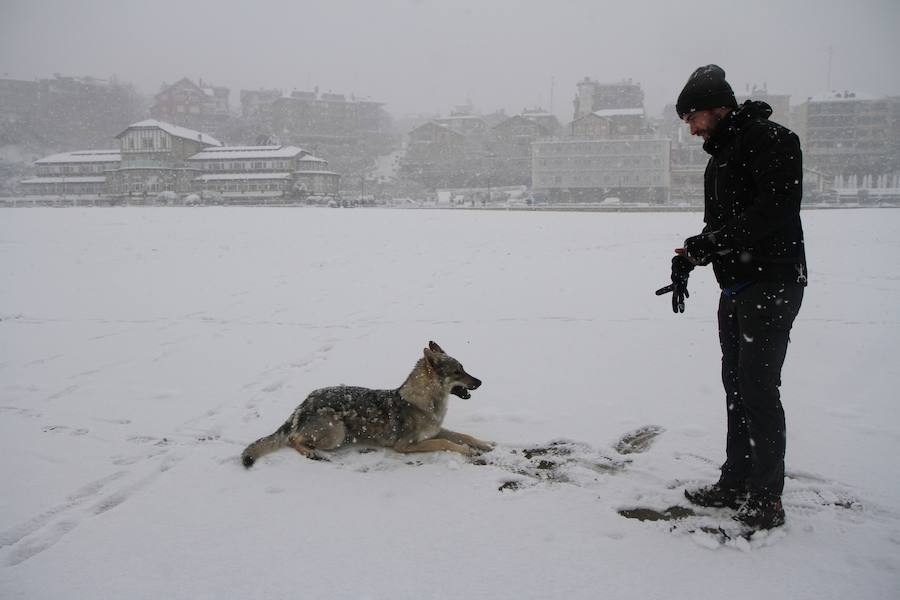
[1,207,898,599]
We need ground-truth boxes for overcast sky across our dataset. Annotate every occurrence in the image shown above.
[1,0,898,120]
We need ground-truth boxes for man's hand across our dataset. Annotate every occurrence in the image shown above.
[684,231,725,265]
[655,254,694,313]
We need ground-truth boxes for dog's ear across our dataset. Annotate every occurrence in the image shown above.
[423,347,439,365]
[428,341,445,354]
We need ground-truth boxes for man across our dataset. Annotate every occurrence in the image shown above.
[657,65,807,530]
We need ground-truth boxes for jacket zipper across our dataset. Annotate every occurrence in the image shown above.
[714,161,720,206]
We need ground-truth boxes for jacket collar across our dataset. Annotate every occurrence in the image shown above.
[702,100,773,156]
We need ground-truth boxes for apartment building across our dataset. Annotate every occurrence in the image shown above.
[573,77,645,121]
[0,74,142,150]
[796,91,900,183]
[268,90,388,140]
[532,137,670,203]
[151,77,231,134]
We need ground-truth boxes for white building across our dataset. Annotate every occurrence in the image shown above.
[20,120,341,203]
[532,137,670,203]
[185,145,339,199]
[19,150,121,197]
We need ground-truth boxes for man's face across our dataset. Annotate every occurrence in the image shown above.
[682,109,724,141]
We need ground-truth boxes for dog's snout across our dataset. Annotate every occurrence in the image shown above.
[469,377,482,389]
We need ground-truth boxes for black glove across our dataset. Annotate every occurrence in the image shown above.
[684,231,725,265]
[655,255,694,313]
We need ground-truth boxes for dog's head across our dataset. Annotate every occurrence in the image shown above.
[424,341,481,399]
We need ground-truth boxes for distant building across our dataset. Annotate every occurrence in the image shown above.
[185,145,339,199]
[401,121,474,189]
[668,138,707,205]
[795,91,900,186]
[240,88,282,118]
[236,87,394,181]
[399,107,557,190]
[0,78,39,123]
[534,78,664,203]
[571,108,645,138]
[151,77,231,133]
[106,119,221,195]
[658,103,706,204]
[736,84,791,128]
[434,114,489,137]
[520,108,561,136]
[20,119,339,202]
[532,137,670,203]
[0,74,143,150]
[19,150,121,196]
[573,77,645,121]
[268,90,389,140]
[487,113,556,186]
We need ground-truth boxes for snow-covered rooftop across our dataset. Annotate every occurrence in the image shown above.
[187,146,307,161]
[20,176,107,184]
[195,173,292,181]
[437,115,486,121]
[809,91,880,102]
[592,108,644,118]
[34,150,121,164]
[118,120,222,147]
[294,169,340,176]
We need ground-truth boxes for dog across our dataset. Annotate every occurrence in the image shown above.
[241,341,492,467]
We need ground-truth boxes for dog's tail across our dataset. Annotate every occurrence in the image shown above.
[241,421,290,468]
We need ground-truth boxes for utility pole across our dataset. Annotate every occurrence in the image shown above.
[550,77,555,115]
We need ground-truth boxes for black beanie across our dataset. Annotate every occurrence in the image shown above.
[676,64,738,118]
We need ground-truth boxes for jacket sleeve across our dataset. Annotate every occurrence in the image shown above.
[716,123,803,247]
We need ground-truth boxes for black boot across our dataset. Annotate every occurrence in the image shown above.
[684,482,747,509]
[733,493,786,529]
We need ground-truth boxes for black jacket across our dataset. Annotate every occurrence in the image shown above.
[701,101,808,288]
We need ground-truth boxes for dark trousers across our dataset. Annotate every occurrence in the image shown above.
[717,282,803,496]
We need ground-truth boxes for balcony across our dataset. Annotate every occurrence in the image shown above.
[118,159,177,170]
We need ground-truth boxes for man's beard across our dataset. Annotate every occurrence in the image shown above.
[698,112,725,140]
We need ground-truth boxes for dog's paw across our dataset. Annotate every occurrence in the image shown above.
[472,440,496,452]
[464,443,495,458]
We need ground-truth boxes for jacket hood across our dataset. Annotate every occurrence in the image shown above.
[736,100,773,121]
[703,100,773,155]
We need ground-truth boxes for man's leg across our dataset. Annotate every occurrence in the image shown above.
[718,292,752,487]
[734,283,804,496]
[684,290,761,509]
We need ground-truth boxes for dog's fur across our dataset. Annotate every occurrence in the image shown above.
[241,341,492,467]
